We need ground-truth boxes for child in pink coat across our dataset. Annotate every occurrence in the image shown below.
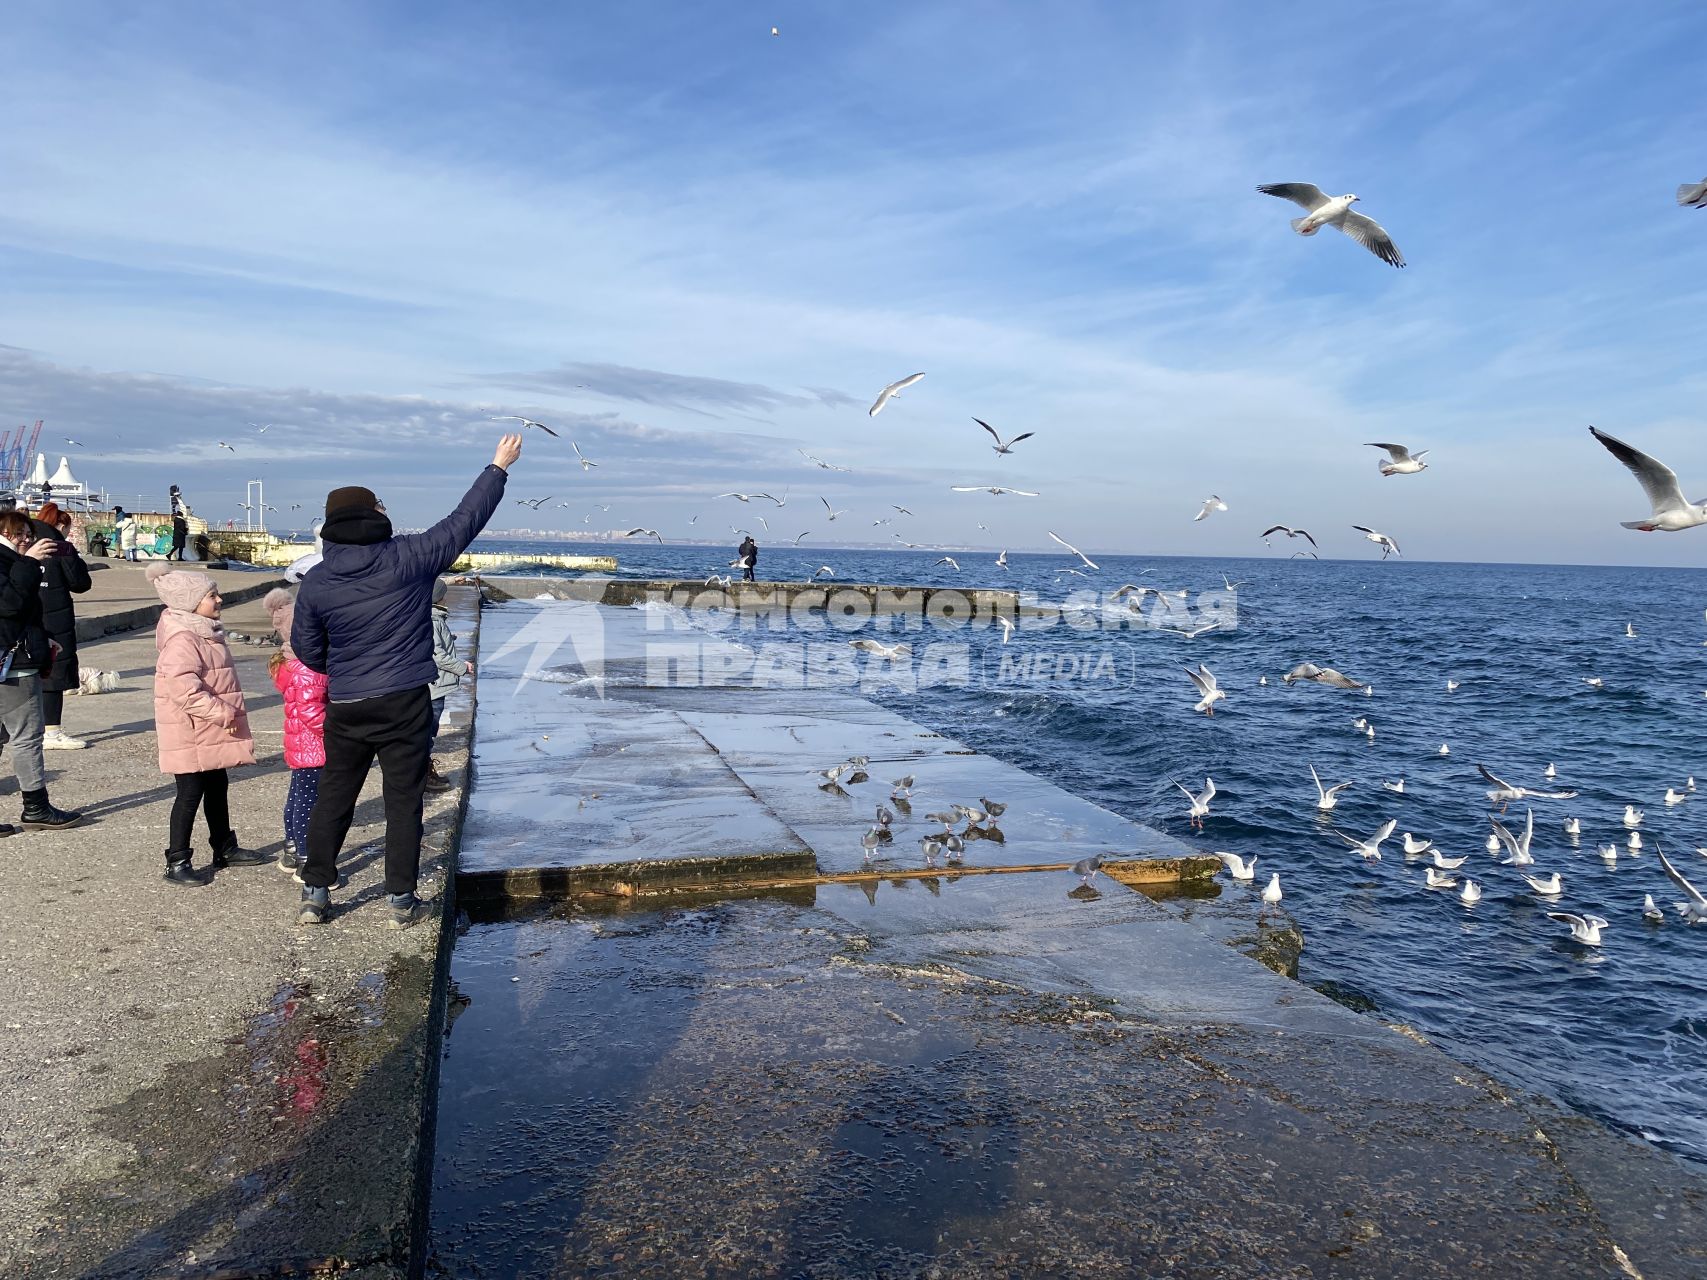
[267,587,326,882]
[150,564,260,884]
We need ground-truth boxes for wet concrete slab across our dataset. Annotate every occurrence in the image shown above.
[458,601,1202,892]
[430,892,1705,1278]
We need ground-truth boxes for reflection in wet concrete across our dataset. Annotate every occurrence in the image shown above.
[429,895,1661,1278]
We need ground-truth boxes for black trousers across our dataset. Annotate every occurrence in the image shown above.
[302,685,433,896]
[170,769,230,851]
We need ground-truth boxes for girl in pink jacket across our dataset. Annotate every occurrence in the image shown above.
[266,587,326,882]
[150,564,260,884]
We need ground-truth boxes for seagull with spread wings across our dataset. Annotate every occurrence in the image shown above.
[1260,524,1317,548]
[1046,530,1097,570]
[1194,495,1227,522]
[1367,442,1429,476]
[1678,180,1707,209]
[973,417,1034,456]
[1352,525,1401,558]
[1257,183,1406,268]
[1183,663,1225,716]
[820,497,846,521]
[489,414,562,437]
[571,442,598,470]
[622,527,663,542]
[868,372,925,416]
[1589,426,1707,531]
[951,485,1038,497]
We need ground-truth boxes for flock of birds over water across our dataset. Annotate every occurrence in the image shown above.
[457,181,1707,954]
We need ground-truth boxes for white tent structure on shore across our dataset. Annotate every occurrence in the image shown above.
[20,453,92,506]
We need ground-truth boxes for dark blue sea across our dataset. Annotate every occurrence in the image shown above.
[471,536,1707,1164]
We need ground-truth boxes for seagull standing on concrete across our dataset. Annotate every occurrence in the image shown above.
[1257,183,1406,267]
[1261,873,1283,909]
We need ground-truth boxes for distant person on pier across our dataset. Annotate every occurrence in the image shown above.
[32,504,92,751]
[291,433,521,929]
[170,507,188,561]
[114,507,139,561]
[737,535,758,582]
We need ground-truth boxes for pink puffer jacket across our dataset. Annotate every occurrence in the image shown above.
[273,656,327,768]
[153,610,256,774]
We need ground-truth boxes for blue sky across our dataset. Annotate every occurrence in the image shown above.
[5,1,1707,563]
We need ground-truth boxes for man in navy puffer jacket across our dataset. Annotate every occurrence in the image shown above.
[292,434,521,927]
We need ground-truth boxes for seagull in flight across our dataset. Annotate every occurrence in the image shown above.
[849,638,910,659]
[820,497,846,521]
[1046,530,1097,570]
[1678,179,1707,208]
[1589,426,1707,531]
[1194,495,1228,522]
[63,437,84,447]
[1282,662,1369,692]
[246,421,273,434]
[995,549,1009,569]
[216,440,237,452]
[892,505,913,516]
[1257,183,1406,268]
[489,415,561,437]
[812,565,836,579]
[622,527,663,542]
[934,556,961,571]
[790,530,810,544]
[1337,818,1398,861]
[868,372,925,417]
[1477,763,1578,810]
[1352,525,1401,558]
[1310,764,1353,811]
[1174,777,1216,829]
[1215,851,1256,881]
[1183,663,1225,716]
[973,417,1034,456]
[719,492,777,504]
[1490,807,1536,866]
[798,449,850,472]
[1658,844,1707,924]
[516,496,553,511]
[571,442,598,470]
[1260,524,1317,549]
[951,485,1038,497]
[1367,443,1429,476]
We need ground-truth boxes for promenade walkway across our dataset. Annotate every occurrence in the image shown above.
[1,570,480,1279]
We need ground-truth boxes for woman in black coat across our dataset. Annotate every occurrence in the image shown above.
[32,505,91,750]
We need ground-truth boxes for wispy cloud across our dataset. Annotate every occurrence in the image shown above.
[485,361,858,416]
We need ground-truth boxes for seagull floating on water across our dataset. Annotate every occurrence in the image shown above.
[1624,805,1644,828]
[1524,872,1563,897]
[1543,763,1557,780]
[1643,893,1666,923]
[1589,426,1707,531]
[1383,779,1406,795]
[1432,850,1467,870]
[1424,867,1459,890]
[1400,832,1432,855]
[1460,880,1482,904]
[1629,831,1643,852]
[1563,817,1581,836]
[1445,680,1460,692]
[1367,443,1429,476]
[1666,788,1688,806]
[1257,183,1406,267]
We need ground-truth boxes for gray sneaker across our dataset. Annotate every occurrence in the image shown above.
[297,886,330,926]
[387,892,430,930]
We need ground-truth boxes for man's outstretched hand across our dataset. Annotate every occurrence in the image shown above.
[492,433,523,472]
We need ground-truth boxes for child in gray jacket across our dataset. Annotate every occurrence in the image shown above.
[426,578,470,792]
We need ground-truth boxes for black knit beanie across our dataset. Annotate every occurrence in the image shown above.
[325,485,379,517]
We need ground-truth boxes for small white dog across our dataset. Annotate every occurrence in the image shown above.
[76,669,120,695]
